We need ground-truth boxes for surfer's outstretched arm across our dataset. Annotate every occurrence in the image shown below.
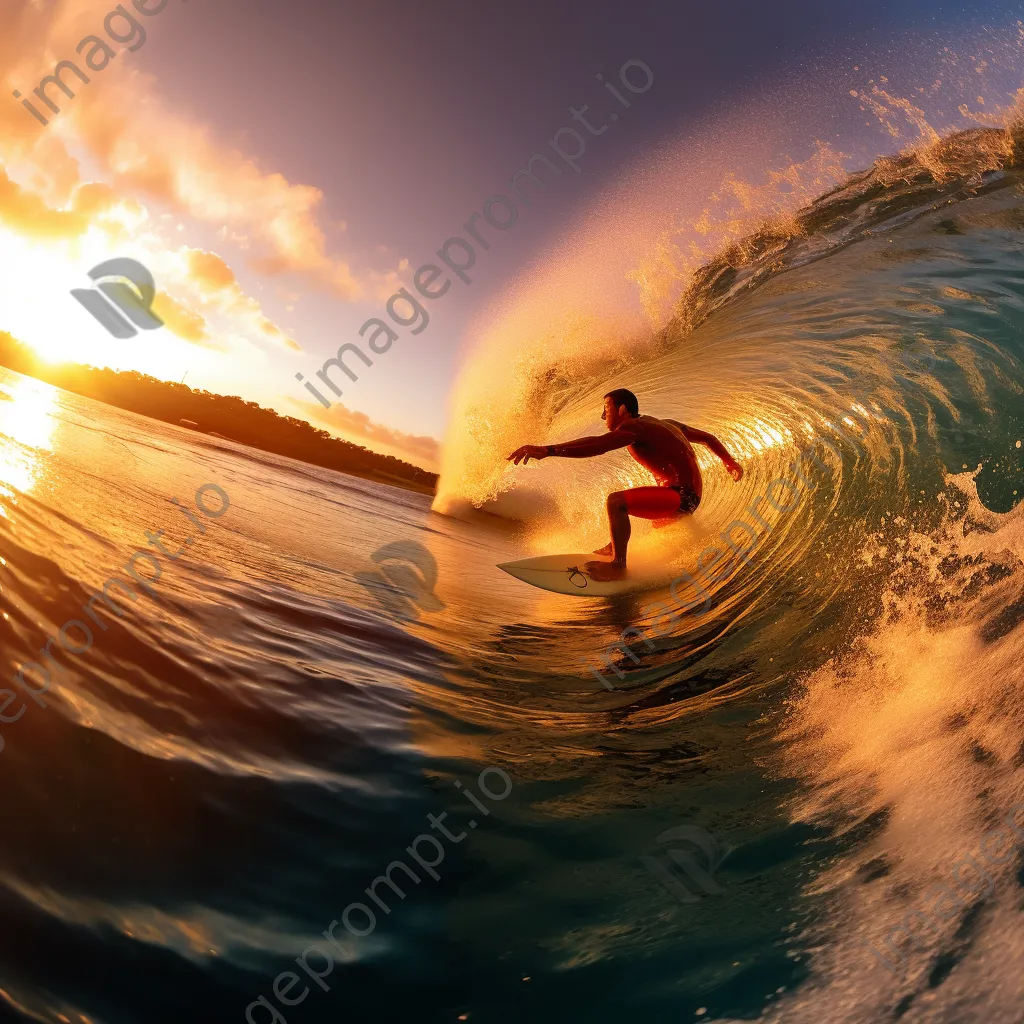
[507,430,634,465]
[681,425,744,481]
[548,431,635,458]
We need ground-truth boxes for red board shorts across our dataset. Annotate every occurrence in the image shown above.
[619,485,701,519]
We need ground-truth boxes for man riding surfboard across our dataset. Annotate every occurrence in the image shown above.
[507,388,743,582]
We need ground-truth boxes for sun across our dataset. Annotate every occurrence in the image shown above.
[0,219,196,381]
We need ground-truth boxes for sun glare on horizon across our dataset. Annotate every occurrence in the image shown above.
[0,214,228,387]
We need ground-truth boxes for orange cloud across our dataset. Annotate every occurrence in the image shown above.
[186,248,236,292]
[151,291,216,346]
[70,68,367,299]
[259,316,300,351]
[291,397,439,469]
[0,0,393,301]
[0,169,121,238]
[179,246,300,352]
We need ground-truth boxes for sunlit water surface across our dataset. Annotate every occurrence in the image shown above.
[1,140,1024,1024]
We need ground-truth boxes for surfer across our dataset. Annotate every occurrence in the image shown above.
[506,389,743,581]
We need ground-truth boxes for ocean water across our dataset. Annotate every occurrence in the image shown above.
[1,129,1024,1024]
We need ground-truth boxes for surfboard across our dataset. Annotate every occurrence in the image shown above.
[497,553,641,597]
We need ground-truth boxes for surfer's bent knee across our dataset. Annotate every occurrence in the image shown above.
[607,491,628,513]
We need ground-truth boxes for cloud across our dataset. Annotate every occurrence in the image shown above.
[0,0,398,301]
[151,291,221,348]
[179,246,300,351]
[186,248,237,292]
[82,92,369,298]
[291,397,440,469]
[0,169,122,238]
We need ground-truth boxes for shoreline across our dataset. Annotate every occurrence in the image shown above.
[0,355,438,499]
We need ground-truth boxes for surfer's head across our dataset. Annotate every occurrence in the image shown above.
[603,388,639,428]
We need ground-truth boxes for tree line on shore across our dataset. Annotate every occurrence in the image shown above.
[0,332,437,494]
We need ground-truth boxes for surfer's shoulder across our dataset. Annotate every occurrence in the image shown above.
[624,416,655,435]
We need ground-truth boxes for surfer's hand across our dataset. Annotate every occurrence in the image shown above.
[727,460,743,482]
[507,445,549,465]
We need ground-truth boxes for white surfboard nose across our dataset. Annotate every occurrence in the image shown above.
[496,561,530,583]
[496,554,636,597]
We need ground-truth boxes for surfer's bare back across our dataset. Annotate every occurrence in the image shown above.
[506,388,743,582]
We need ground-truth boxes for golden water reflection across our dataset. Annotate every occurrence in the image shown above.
[0,376,57,503]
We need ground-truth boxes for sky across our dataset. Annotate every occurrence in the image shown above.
[0,0,1021,471]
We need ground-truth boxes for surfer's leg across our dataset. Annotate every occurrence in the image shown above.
[594,498,637,553]
[586,488,683,581]
[608,491,632,562]
[585,491,631,580]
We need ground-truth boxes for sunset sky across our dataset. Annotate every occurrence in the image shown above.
[0,0,1019,470]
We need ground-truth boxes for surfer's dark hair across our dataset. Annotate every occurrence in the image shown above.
[605,388,639,417]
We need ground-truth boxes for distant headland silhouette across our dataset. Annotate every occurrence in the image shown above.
[0,332,437,495]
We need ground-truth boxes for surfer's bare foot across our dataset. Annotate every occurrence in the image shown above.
[593,542,614,556]
[585,559,628,582]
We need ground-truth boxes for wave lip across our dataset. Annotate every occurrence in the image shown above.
[671,123,1024,337]
[434,106,1024,522]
